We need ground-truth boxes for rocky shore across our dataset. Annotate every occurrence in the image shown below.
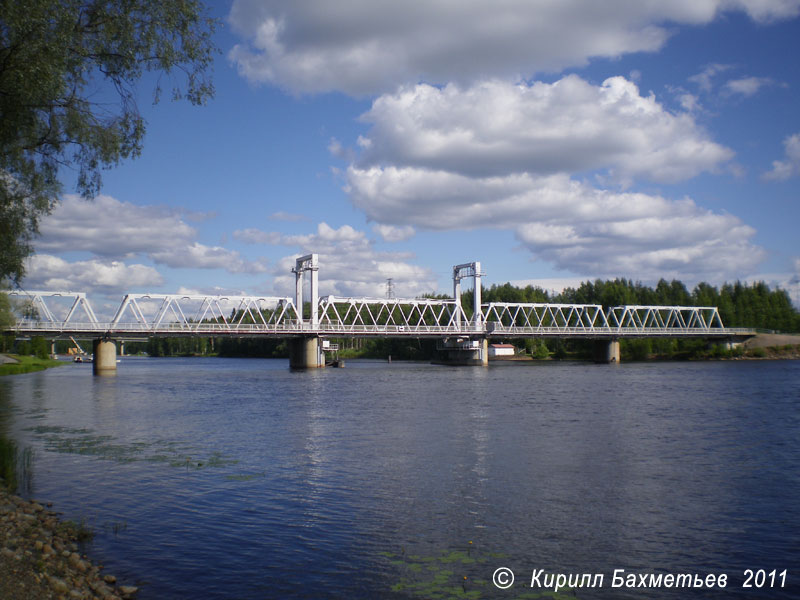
[0,488,138,600]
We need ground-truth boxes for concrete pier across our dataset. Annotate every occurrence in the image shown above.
[434,337,488,366]
[92,339,117,375]
[289,336,323,369]
[594,339,620,364]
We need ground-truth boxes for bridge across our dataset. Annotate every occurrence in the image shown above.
[4,254,754,371]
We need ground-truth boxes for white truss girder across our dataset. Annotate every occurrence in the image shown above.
[608,305,724,331]
[5,292,741,339]
[483,302,608,333]
[6,291,99,330]
[108,294,300,333]
[317,296,470,334]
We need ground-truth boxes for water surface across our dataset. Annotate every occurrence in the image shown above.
[0,358,797,599]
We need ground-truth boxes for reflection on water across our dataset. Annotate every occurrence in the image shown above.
[0,358,798,599]
[0,386,33,495]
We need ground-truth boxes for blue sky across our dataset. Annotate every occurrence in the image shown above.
[26,1,800,315]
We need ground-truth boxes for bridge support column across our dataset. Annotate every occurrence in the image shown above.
[594,339,620,364]
[289,337,323,369]
[93,339,117,375]
[434,337,488,366]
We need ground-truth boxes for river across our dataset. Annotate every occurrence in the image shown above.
[1,357,798,599]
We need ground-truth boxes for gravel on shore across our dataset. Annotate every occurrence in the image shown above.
[0,487,139,600]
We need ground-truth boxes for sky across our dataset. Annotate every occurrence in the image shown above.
[24,0,800,317]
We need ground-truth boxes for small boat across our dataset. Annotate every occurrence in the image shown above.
[73,355,93,363]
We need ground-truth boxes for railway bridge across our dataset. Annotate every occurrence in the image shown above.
[4,254,755,372]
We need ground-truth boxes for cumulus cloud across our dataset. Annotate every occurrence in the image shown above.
[356,76,733,184]
[37,194,195,257]
[150,243,269,274]
[233,228,283,245]
[763,133,800,180]
[36,194,268,274]
[227,0,799,96]
[236,222,436,297]
[24,254,163,294]
[372,224,416,242]
[345,168,765,281]
[334,71,767,281]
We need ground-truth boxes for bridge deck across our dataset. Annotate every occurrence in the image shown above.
[9,321,755,340]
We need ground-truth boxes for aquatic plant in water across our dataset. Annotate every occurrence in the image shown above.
[24,425,239,471]
[382,543,577,599]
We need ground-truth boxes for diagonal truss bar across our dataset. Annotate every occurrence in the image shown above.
[109,294,299,333]
[608,306,724,331]
[6,291,99,330]
[483,302,608,332]
[317,296,470,333]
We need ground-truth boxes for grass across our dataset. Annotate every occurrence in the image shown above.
[57,517,95,542]
[0,354,65,376]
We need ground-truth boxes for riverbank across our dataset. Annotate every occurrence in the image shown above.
[0,355,65,376]
[0,488,138,600]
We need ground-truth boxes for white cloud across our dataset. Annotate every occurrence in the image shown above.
[723,76,773,96]
[24,254,163,294]
[36,194,268,274]
[793,260,800,307]
[238,222,437,297]
[36,194,195,257]
[763,133,800,180]
[336,71,766,282]
[150,243,270,274]
[356,76,733,184]
[688,63,734,93]
[345,168,766,281]
[678,93,702,112]
[233,228,284,245]
[372,224,416,242]
[269,211,309,222]
[228,1,799,96]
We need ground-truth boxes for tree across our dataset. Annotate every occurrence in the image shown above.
[0,291,11,323]
[0,0,217,283]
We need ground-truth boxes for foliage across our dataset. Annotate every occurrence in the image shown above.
[554,278,799,332]
[12,335,50,359]
[147,335,219,357]
[337,337,438,361]
[0,0,217,283]
[0,292,13,329]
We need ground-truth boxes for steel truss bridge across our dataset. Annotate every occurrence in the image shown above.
[5,255,752,342]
